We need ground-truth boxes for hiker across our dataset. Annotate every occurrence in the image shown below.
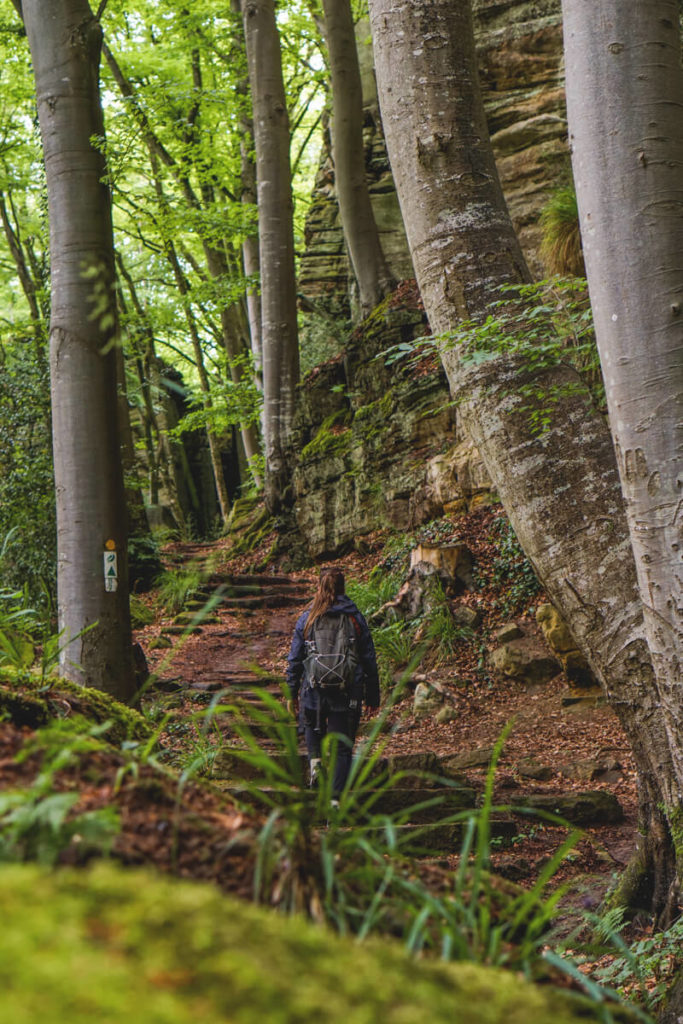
[286,566,380,797]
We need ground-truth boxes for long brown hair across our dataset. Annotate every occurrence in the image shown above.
[304,566,345,637]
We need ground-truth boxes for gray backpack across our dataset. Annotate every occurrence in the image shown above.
[304,613,359,694]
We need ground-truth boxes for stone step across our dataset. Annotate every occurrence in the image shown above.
[512,789,623,825]
[215,593,306,611]
[211,749,308,782]
[187,680,284,695]
[363,817,517,855]
[172,613,220,626]
[225,784,477,823]
[205,573,309,589]
[366,785,478,821]
[211,747,474,786]
[366,752,471,788]
[188,676,284,692]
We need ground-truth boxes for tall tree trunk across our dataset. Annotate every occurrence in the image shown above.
[21,0,135,700]
[368,0,682,917]
[321,0,394,317]
[232,0,263,380]
[116,253,164,507]
[562,0,683,788]
[200,239,263,484]
[242,0,299,510]
[240,141,263,378]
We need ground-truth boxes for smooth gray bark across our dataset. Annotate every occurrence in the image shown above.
[232,0,263,379]
[562,0,683,782]
[242,0,299,509]
[369,0,681,914]
[321,0,394,317]
[22,0,135,699]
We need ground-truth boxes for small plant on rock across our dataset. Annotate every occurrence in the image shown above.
[154,565,204,616]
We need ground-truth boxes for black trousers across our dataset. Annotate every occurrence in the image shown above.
[302,703,361,796]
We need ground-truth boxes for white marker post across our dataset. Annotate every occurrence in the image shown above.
[104,549,118,593]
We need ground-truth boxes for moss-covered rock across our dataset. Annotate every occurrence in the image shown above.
[0,863,630,1024]
[515,790,624,825]
[283,289,471,560]
[0,678,151,745]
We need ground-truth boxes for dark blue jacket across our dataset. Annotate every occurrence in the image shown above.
[286,595,380,711]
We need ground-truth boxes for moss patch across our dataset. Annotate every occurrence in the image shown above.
[0,678,151,745]
[0,863,626,1024]
[300,409,353,461]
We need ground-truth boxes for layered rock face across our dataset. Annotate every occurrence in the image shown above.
[475,0,566,274]
[285,286,492,559]
[298,0,565,316]
[297,62,413,320]
[289,2,566,558]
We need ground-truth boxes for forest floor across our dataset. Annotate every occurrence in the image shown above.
[0,503,651,996]
[133,505,639,918]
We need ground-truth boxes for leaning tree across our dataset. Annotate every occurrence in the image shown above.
[368,0,681,920]
[562,0,683,784]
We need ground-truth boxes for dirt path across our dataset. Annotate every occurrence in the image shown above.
[134,535,638,910]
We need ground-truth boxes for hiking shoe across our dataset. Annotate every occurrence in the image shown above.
[309,758,322,789]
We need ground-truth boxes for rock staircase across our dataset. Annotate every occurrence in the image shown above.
[210,744,500,853]
[147,557,625,861]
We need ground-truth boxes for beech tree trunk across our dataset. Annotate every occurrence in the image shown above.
[562,0,683,787]
[21,0,135,700]
[369,0,682,917]
[321,0,394,317]
[232,0,263,379]
[242,0,299,510]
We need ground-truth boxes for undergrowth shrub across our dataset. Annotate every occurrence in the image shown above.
[479,516,541,616]
[372,621,416,689]
[540,186,584,277]
[384,277,603,437]
[0,718,119,865]
[154,565,204,615]
[347,567,401,620]
[423,583,475,665]
[0,344,56,603]
[0,559,60,680]
[198,696,643,1020]
[591,912,683,1013]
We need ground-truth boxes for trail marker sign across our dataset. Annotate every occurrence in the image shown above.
[104,550,118,592]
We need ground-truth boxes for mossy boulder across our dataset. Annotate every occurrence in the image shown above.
[489,640,561,687]
[515,790,624,825]
[0,678,151,745]
[0,863,631,1024]
[535,603,601,691]
[283,287,466,560]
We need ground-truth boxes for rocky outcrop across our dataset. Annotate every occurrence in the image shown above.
[475,0,566,275]
[298,1,566,318]
[536,602,601,696]
[284,286,493,560]
[490,638,561,687]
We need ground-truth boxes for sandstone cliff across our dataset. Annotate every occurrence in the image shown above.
[298,0,565,318]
